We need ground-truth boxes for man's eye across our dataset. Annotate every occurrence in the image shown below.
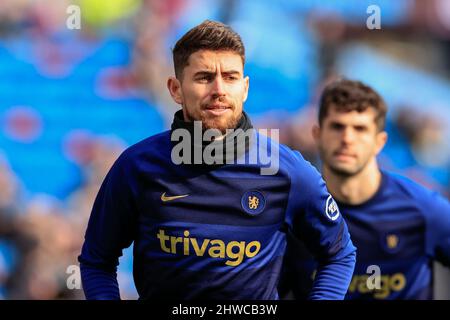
[354,126,367,132]
[331,123,344,130]
[224,75,238,81]
[196,75,212,82]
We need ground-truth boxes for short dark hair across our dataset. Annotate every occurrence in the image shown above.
[172,20,245,79]
[318,79,387,131]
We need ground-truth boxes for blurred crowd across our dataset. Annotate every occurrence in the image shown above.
[0,135,124,299]
[0,0,449,299]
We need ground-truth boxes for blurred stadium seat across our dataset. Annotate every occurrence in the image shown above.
[0,0,448,299]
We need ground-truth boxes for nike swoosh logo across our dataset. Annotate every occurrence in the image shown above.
[161,192,189,202]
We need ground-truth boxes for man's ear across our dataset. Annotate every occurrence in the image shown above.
[375,131,388,155]
[312,124,321,143]
[242,76,249,102]
[167,77,183,105]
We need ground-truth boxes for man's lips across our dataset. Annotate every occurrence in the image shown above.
[333,151,356,160]
[203,104,231,116]
[205,104,230,110]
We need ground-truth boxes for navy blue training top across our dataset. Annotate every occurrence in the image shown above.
[79,129,356,300]
[281,171,450,300]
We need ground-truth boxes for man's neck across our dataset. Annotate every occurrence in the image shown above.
[323,159,382,205]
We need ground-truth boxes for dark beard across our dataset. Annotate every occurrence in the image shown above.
[185,106,240,134]
[319,147,367,178]
[200,113,240,134]
[328,165,359,178]
[327,158,369,178]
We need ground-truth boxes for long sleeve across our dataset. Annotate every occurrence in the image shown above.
[284,150,356,300]
[424,190,450,267]
[309,249,356,299]
[80,264,120,300]
[78,152,138,300]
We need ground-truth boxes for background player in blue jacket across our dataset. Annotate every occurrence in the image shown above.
[78,20,356,300]
[280,79,450,300]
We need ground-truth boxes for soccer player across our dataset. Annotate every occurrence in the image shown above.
[281,79,450,300]
[78,20,356,300]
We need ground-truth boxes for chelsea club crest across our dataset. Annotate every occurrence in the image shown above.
[241,190,266,216]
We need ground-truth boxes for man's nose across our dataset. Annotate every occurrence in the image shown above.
[211,76,226,97]
[341,128,355,144]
